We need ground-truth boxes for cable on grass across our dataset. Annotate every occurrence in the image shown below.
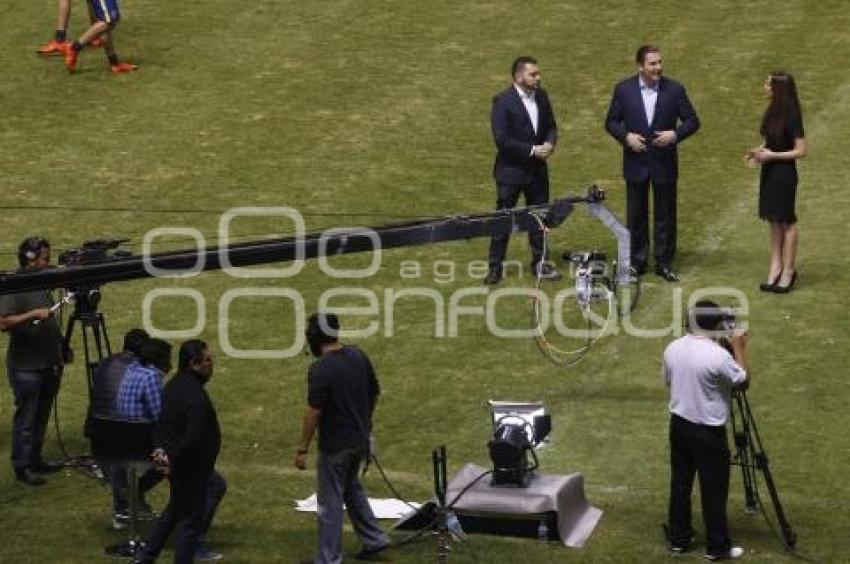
[529,212,615,367]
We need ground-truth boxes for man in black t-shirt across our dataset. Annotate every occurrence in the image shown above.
[295,313,390,564]
[0,237,65,486]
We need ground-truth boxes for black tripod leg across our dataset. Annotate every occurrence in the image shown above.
[90,314,111,360]
[98,314,112,356]
[79,314,110,404]
[741,394,797,550]
[63,314,76,363]
[753,450,797,549]
[730,393,758,512]
[740,442,758,512]
[80,321,95,402]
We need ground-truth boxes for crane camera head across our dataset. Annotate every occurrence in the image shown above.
[58,239,132,266]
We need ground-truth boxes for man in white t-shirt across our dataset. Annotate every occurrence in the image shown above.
[662,300,749,561]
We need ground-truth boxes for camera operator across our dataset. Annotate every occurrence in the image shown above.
[662,300,749,561]
[0,236,65,486]
[294,312,390,563]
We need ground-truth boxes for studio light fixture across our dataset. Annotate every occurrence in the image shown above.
[487,401,552,487]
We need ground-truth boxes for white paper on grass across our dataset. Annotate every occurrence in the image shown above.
[295,493,422,519]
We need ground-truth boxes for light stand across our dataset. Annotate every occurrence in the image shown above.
[432,445,451,564]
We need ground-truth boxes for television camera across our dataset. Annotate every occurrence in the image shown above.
[564,250,612,309]
[58,239,131,314]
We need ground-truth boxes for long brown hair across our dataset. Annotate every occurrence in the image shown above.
[761,71,802,140]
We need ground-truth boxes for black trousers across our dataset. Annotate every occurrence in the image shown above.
[138,470,226,563]
[8,367,61,471]
[668,414,733,556]
[626,179,677,268]
[488,180,549,273]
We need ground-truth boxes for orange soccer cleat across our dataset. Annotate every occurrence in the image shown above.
[37,39,70,55]
[64,46,79,73]
[110,61,138,73]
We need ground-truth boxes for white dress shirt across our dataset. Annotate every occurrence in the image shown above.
[639,76,658,126]
[514,84,539,134]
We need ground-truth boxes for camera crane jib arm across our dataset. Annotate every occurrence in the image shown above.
[0,187,622,295]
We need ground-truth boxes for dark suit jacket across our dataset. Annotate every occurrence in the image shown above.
[491,85,558,185]
[90,351,135,419]
[605,75,699,183]
[155,370,221,477]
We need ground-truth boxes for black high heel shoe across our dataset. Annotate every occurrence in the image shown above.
[773,271,798,294]
[759,271,782,292]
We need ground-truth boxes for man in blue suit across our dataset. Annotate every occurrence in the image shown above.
[486,56,561,285]
[605,45,700,282]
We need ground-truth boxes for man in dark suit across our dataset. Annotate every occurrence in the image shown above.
[486,56,561,285]
[605,45,700,282]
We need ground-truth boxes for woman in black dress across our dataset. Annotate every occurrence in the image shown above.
[746,72,807,293]
[746,71,806,294]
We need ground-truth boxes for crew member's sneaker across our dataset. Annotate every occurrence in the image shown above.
[354,541,390,560]
[196,542,223,561]
[663,524,694,555]
[655,265,680,282]
[704,546,745,561]
[37,39,70,55]
[484,270,502,285]
[32,459,64,473]
[112,511,130,530]
[64,46,79,73]
[110,61,138,73]
[15,467,47,486]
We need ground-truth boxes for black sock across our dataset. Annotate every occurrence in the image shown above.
[55,29,66,42]
[108,54,119,65]
[72,41,84,52]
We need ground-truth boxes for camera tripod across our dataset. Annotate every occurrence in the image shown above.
[729,388,796,550]
[55,285,112,473]
[62,285,112,397]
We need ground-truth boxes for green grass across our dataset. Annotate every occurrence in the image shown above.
[2,0,850,562]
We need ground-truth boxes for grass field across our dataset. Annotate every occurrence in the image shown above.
[2,1,850,562]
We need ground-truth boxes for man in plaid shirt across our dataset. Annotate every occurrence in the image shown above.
[111,337,172,530]
[117,338,172,422]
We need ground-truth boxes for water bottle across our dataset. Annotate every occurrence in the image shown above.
[537,518,549,542]
[445,511,465,540]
